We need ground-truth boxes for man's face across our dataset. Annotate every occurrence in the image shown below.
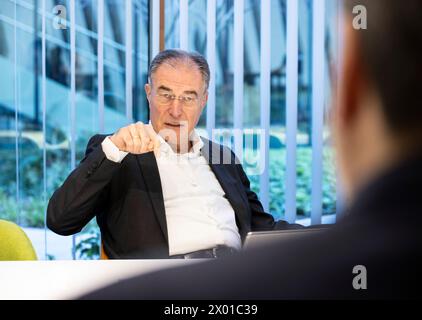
[145,62,208,149]
[331,13,378,202]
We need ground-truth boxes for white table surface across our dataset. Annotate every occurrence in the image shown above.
[0,259,204,300]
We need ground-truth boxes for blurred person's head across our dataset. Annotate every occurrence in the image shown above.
[145,49,209,153]
[333,0,422,203]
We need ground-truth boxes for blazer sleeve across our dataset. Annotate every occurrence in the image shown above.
[235,158,304,231]
[47,134,120,236]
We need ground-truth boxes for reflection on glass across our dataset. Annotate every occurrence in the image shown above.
[0,0,338,260]
[215,0,234,128]
[45,0,73,260]
[188,0,207,128]
[165,0,180,49]
[0,1,19,227]
[133,0,149,124]
[0,0,150,260]
[73,0,101,260]
[104,0,127,131]
[268,0,287,221]
[323,0,339,218]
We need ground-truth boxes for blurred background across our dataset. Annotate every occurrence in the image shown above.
[0,0,341,260]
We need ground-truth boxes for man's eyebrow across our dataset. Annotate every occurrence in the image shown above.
[157,86,173,92]
[183,90,198,97]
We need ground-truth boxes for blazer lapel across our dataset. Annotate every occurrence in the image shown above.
[135,152,168,244]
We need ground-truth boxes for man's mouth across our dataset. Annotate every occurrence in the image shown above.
[165,123,184,127]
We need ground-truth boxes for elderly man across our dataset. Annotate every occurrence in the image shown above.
[82,0,422,299]
[47,49,301,259]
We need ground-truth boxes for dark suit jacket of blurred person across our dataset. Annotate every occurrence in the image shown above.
[47,134,301,259]
[81,151,422,299]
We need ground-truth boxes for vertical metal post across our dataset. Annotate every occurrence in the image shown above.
[259,0,271,212]
[285,0,299,223]
[126,0,133,122]
[151,0,161,57]
[42,0,47,260]
[179,0,189,50]
[14,0,20,226]
[311,0,326,225]
[70,0,76,259]
[233,0,244,158]
[206,0,216,140]
[98,0,105,132]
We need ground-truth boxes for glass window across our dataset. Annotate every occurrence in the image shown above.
[0,0,150,260]
[0,0,339,260]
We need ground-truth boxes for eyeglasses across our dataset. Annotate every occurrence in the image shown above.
[155,92,199,108]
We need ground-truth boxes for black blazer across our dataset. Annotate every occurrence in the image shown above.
[47,134,300,259]
[82,153,422,299]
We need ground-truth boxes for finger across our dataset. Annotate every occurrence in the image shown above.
[147,141,154,151]
[129,124,142,154]
[144,124,161,157]
[122,133,134,154]
[136,122,151,153]
[144,123,158,142]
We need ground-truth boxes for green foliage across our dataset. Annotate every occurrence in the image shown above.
[74,219,100,260]
[0,144,74,227]
[75,231,100,260]
[0,190,45,227]
[244,147,337,221]
[46,254,56,260]
[0,190,17,222]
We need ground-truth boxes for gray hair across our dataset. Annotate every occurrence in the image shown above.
[148,49,210,90]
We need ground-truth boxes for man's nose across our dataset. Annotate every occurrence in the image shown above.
[168,99,183,118]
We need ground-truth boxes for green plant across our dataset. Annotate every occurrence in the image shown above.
[74,220,100,260]
[75,231,100,260]
[0,190,18,222]
[0,191,45,227]
[244,147,337,221]
[46,254,56,260]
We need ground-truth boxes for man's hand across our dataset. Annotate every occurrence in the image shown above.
[110,122,160,155]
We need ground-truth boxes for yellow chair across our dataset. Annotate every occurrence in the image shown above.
[0,220,37,260]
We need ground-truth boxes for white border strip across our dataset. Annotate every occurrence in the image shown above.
[311,0,326,225]
[151,0,160,57]
[125,0,133,122]
[13,0,20,227]
[285,0,299,223]
[70,0,76,259]
[98,0,105,132]
[42,0,47,260]
[206,0,216,139]
[233,0,244,157]
[259,0,271,212]
[179,0,189,50]
[70,0,76,171]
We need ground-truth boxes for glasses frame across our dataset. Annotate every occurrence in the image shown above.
[154,91,202,109]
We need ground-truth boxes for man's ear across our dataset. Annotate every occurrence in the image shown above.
[145,83,151,102]
[339,16,367,127]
